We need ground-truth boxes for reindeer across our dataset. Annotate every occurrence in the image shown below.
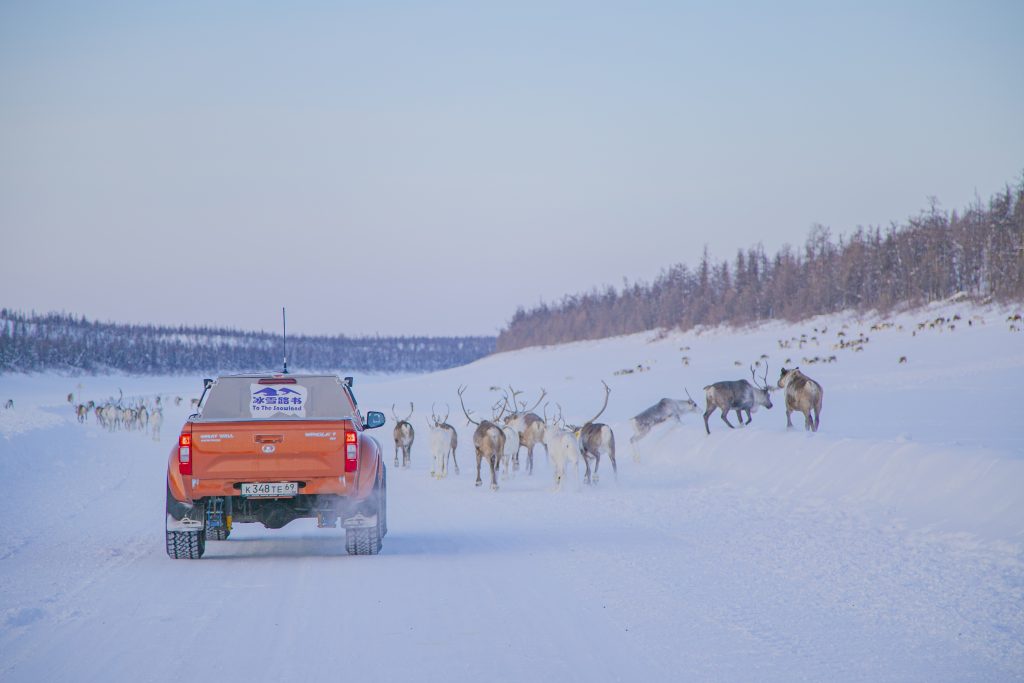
[494,398,521,481]
[501,386,548,476]
[777,367,823,432]
[488,390,527,481]
[3,399,12,410]
[150,407,164,441]
[458,387,506,490]
[541,404,581,491]
[427,404,459,478]
[628,391,699,459]
[391,403,415,469]
[576,381,616,485]
[703,364,773,434]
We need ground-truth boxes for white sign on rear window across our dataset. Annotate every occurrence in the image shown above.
[250,384,308,417]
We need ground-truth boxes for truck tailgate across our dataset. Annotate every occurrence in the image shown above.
[190,420,351,481]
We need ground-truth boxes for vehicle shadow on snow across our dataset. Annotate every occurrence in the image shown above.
[198,527,629,559]
[200,534,351,559]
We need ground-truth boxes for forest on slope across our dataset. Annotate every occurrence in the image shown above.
[0,311,495,375]
[497,180,1024,351]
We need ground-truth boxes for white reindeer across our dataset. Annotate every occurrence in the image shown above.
[500,423,520,480]
[542,404,581,491]
[501,386,548,475]
[150,407,164,441]
[427,404,459,478]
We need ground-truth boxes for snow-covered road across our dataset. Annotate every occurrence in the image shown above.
[2,302,1022,682]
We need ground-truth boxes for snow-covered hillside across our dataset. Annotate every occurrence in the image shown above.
[1,302,1022,682]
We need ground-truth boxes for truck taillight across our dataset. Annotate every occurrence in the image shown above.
[179,433,192,476]
[344,431,358,473]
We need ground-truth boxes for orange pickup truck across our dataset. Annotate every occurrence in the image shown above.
[165,373,388,559]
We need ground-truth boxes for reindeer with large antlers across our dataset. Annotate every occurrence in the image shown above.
[458,386,507,491]
[702,364,774,434]
[501,386,547,476]
[577,381,616,485]
[392,403,415,468]
[427,404,459,478]
[488,395,521,481]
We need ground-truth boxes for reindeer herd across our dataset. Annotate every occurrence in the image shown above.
[69,392,184,441]
[386,363,826,492]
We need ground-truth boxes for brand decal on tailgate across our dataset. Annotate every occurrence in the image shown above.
[250,384,307,417]
[199,433,235,442]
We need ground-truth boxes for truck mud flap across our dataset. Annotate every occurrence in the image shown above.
[342,512,378,529]
[166,512,205,532]
[166,483,204,531]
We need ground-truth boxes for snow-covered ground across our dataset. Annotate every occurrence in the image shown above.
[1,301,1022,682]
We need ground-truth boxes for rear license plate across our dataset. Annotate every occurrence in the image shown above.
[241,482,298,497]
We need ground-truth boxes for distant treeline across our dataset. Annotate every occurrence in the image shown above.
[497,180,1024,351]
[0,311,495,375]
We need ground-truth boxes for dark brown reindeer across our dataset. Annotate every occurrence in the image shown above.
[391,403,415,468]
[577,381,616,485]
[703,364,773,434]
[501,386,548,475]
[458,386,507,491]
[777,367,824,432]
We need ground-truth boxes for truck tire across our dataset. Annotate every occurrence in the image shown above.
[345,524,381,555]
[346,470,384,555]
[166,529,206,559]
[208,526,230,541]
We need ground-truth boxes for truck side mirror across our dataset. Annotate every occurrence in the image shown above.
[344,376,354,387]
[203,378,213,389]
[364,411,385,429]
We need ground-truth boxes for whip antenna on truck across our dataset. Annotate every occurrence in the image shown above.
[282,306,289,374]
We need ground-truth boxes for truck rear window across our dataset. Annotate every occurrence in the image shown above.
[196,376,355,422]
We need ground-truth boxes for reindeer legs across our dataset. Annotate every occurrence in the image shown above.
[488,453,500,491]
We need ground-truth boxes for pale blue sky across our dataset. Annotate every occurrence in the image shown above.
[2,1,1022,336]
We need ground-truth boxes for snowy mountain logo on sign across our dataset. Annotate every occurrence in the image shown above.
[250,384,307,417]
